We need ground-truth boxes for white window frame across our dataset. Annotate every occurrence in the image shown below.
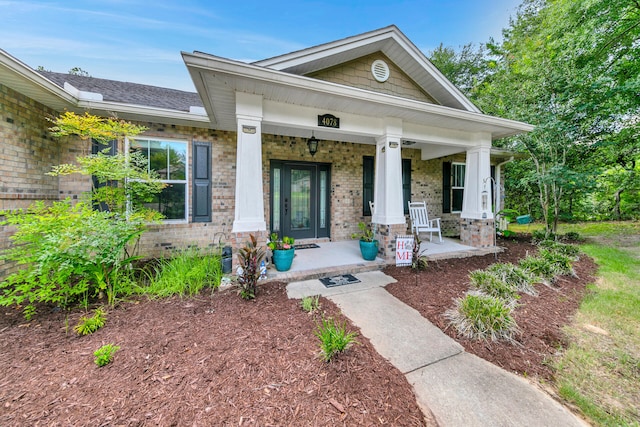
[132,137,189,223]
[451,162,465,213]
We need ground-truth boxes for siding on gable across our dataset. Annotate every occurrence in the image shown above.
[307,52,438,104]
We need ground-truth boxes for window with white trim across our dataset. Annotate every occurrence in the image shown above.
[451,162,465,212]
[131,138,188,221]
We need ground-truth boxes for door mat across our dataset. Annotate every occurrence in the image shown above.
[320,274,361,288]
[294,243,320,250]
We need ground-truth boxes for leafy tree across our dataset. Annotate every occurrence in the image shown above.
[48,112,164,217]
[1,113,163,317]
[429,43,492,97]
[68,67,90,77]
[439,0,640,232]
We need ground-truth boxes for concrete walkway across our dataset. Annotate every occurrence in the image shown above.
[287,271,587,427]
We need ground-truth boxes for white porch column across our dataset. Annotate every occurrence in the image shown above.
[461,134,493,220]
[373,118,405,225]
[232,92,266,233]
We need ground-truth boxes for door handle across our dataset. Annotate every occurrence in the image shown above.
[284,198,288,215]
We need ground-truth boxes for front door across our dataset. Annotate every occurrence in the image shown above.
[270,161,330,240]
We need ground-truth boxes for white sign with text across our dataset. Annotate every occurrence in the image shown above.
[395,235,414,267]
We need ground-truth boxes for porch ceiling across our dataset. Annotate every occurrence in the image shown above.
[183,51,534,145]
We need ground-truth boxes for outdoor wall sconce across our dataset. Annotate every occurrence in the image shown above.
[389,141,399,148]
[307,132,319,156]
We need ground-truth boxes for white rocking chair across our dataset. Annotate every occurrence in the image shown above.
[408,201,443,243]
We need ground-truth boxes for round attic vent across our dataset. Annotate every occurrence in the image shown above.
[371,59,390,82]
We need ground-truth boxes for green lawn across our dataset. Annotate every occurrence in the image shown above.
[511,221,640,426]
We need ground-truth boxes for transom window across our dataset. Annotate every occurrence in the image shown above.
[131,138,188,221]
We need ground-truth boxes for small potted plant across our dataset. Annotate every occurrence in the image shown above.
[351,222,378,261]
[267,233,296,271]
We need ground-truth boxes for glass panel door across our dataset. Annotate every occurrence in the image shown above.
[283,164,316,239]
[271,161,330,240]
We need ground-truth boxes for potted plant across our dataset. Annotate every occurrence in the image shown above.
[267,233,296,271]
[351,222,378,261]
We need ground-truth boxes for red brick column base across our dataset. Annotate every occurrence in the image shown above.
[373,222,409,262]
[460,218,495,248]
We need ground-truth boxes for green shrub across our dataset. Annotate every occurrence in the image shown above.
[531,229,556,243]
[301,295,320,313]
[537,240,581,261]
[445,292,520,343]
[237,234,265,300]
[486,263,538,296]
[75,307,107,335]
[315,317,358,362]
[538,248,576,277]
[0,200,145,317]
[562,231,583,242]
[140,247,222,298]
[94,343,120,367]
[469,270,520,301]
[518,255,558,283]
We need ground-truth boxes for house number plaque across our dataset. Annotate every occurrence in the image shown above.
[318,114,340,128]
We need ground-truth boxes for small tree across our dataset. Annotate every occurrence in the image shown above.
[0,112,163,317]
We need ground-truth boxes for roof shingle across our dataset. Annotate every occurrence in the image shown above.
[39,71,202,112]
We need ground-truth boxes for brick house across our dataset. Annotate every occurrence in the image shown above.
[0,26,532,276]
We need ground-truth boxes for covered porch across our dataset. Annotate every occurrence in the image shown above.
[266,237,499,283]
[182,26,532,263]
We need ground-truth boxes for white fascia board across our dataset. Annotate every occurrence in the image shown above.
[262,100,383,138]
[184,52,533,137]
[386,31,481,114]
[254,26,396,69]
[421,146,467,160]
[0,49,77,106]
[183,51,218,125]
[403,122,480,146]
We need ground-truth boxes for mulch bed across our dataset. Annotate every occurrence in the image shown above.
[0,282,429,426]
[0,235,597,425]
[385,234,598,380]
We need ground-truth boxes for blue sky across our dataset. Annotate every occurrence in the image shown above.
[1,0,522,91]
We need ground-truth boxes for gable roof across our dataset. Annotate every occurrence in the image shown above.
[253,25,479,113]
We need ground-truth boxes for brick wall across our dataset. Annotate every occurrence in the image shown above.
[135,124,236,257]
[0,81,465,278]
[0,84,64,278]
[0,84,61,209]
[308,52,437,104]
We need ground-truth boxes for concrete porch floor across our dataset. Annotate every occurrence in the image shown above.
[266,237,500,283]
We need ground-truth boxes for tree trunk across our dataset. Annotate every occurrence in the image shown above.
[613,188,623,220]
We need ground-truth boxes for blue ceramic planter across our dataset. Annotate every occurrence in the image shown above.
[273,248,295,271]
[359,240,379,261]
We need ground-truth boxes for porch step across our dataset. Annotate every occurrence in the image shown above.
[265,259,387,283]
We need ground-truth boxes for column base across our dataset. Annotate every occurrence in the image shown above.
[460,218,495,248]
[373,222,409,261]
